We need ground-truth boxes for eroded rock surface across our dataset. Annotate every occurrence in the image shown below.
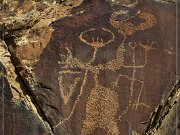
[0,55,53,135]
[0,0,179,135]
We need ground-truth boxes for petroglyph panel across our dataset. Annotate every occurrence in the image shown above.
[10,0,176,135]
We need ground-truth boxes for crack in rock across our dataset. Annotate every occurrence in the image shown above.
[145,80,180,135]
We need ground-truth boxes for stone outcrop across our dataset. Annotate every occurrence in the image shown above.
[0,0,179,135]
[0,40,53,135]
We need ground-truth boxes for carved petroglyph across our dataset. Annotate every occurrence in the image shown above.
[110,11,157,36]
[58,74,80,105]
[56,28,121,131]
[81,70,120,134]
[81,78,120,135]
[110,11,156,120]
[79,29,120,134]
[79,28,115,49]
[116,41,154,120]
[55,11,157,134]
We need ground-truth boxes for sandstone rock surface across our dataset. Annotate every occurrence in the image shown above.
[0,0,179,135]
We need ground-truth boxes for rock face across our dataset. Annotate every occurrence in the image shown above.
[0,0,179,135]
[0,61,53,135]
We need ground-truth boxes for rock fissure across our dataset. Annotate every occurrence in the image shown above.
[0,0,178,135]
[3,37,56,134]
[145,80,180,134]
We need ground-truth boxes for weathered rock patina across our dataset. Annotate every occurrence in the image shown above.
[0,0,179,135]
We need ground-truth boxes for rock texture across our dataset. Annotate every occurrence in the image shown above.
[0,0,179,135]
[0,41,53,135]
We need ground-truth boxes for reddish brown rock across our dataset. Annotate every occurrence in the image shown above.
[0,62,54,135]
[1,0,179,135]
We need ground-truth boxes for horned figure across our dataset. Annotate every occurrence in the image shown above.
[110,9,157,36]
[81,10,157,135]
[80,28,120,135]
[55,8,157,135]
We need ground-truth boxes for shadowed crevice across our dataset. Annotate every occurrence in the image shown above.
[3,36,55,135]
[144,79,180,134]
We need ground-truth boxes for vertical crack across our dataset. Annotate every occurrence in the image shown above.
[144,80,180,134]
[3,36,55,134]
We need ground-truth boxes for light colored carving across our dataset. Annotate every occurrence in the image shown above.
[54,12,156,133]
[110,11,157,36]
[79,28,115,48]
[55,70,88,128]
[82,76,119,134]
[58,74,80,105]
[81,69,120,134]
